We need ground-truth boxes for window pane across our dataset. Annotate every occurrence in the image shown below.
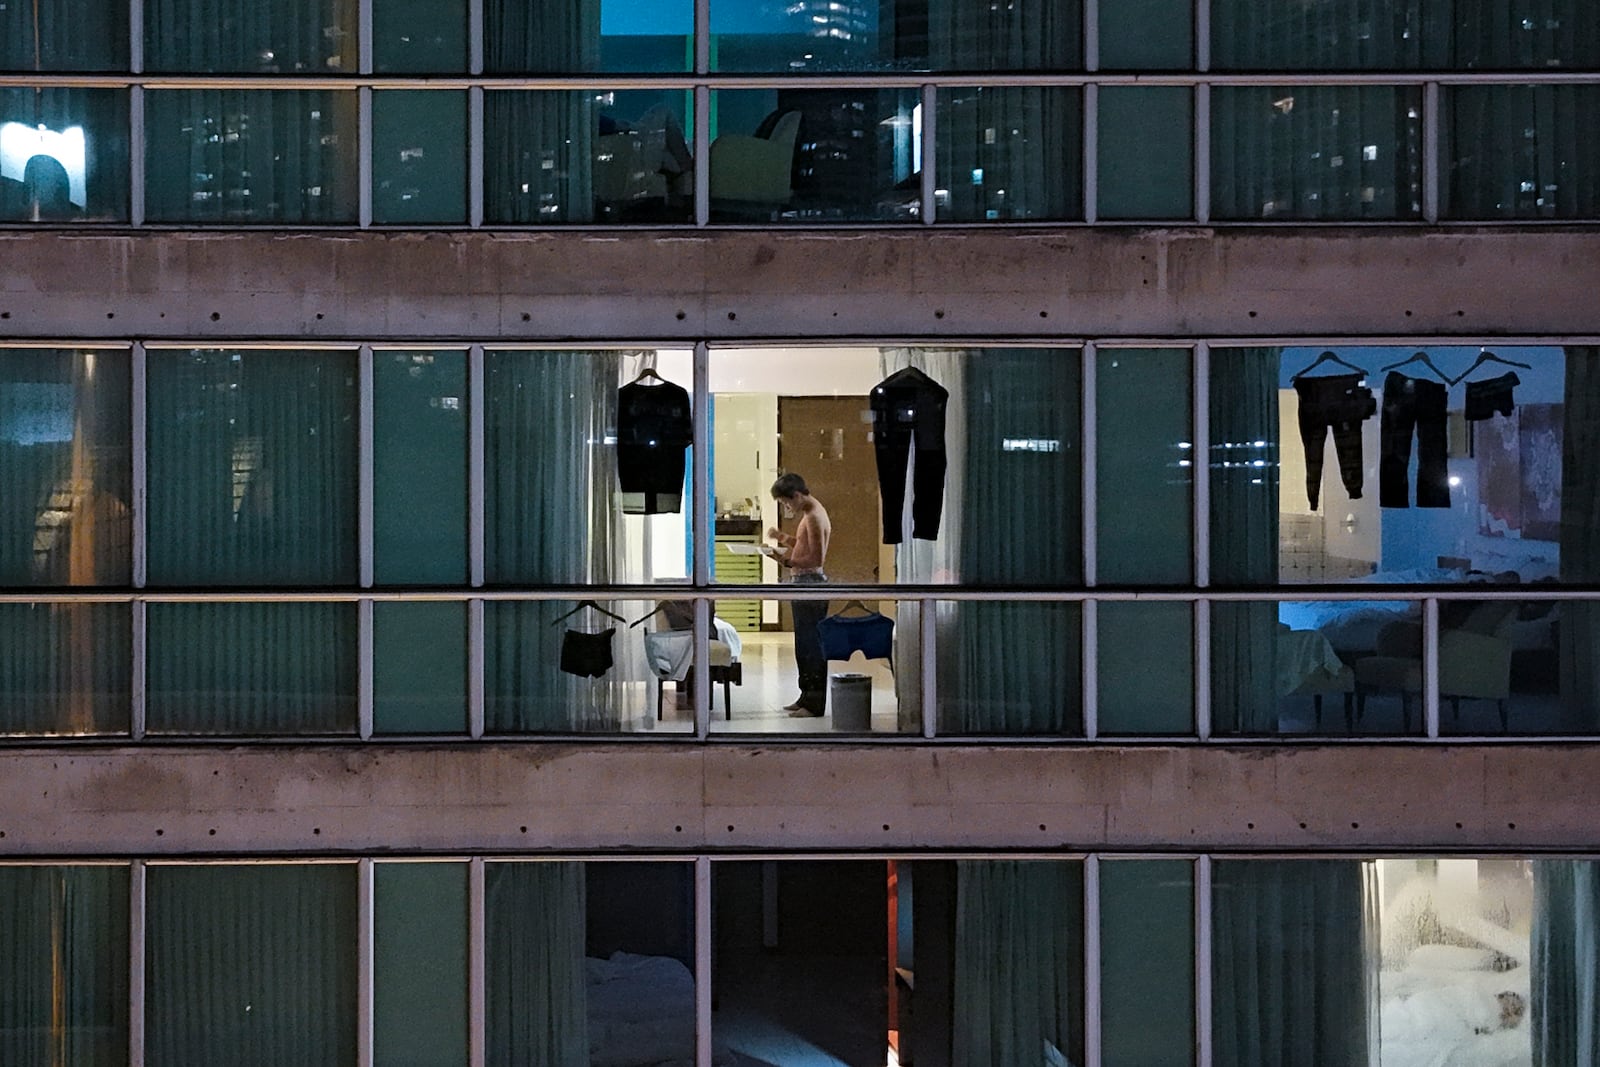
[1098,601,1193,735]
[0,88,129,221]
[1098,0,1191,69]
[146,603,358,734]
[145,0,357,72]
[1443,86,1600,220]
[489,861,696,1065]
[938,600,1082,735]
[373,92,467,225]
[146,864,357,1067]
[1,0,126,70]
[1101,860,1193,1065]
[374,602,467,735]
[485,0,691,72]
[711,346,1082,588]
[0,348,130,584]
[0,603,130,735]
[1097,86,1191,220]
[375,863,468,1067]
[374,350,467,582]
[937,86,1081,222]
[1211,86,1422,220]
[374,0,468,72]
[144,90,358,223]
[710,89,920,223]
[1097,347,1192,584]
[710,0,1083,72]
[485,90,694,224]
[0,865,129,1066]
[1430,599,1600,737]
[1209,345,1584,592]
[147,349,358,585]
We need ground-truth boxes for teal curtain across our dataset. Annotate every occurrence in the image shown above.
[146,864,356,1067]
[1212,860,1378,1066]
[145,0,356,72]
[0,0,126,70]
[0,866,128,1066]
[1210,347,1283,734]
[928,0,1081,70]
[952,861,1081,1067]
[0,604,130,735]
[1559,348,1600,733]
[1444,86,1600,219]
[1211,86,1422,220]
[1531,860,1600,1064]
[486,863,589,1067]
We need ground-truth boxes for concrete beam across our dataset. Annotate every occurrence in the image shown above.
[2,228,1596,342]
[2,743,1599,856]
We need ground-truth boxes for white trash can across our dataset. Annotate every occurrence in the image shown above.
[830,673,872,731]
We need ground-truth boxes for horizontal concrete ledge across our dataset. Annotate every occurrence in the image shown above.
[2,227,1597,340]
[1,742,1598,856]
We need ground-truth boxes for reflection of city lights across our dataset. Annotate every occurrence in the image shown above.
[0,122,88,207]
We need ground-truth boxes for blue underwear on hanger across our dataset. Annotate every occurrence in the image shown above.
[817,611,894,662]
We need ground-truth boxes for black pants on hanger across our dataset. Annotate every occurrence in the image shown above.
[1294,373,1376,509]
[1380,373,1451,508]
[871,376,948,543]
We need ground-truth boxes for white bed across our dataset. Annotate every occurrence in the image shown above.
[588,951,734,1067]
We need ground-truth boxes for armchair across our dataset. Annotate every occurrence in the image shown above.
[1354,602,1517,730]
[709,110,801,209]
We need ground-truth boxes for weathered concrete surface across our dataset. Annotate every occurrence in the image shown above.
[1,228,1596,340]
[2,743,1599,856]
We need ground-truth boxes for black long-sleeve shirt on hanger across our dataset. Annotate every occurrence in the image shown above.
[616,377,692,515]
[870,366,949,543]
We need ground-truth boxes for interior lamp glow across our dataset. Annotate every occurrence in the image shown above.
[0,122,88,208]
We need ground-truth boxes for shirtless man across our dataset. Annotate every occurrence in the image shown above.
[766,473,831,716]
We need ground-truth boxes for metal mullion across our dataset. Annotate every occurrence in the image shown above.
[1423,597,1440,738]
[469,344,485,587]
[469,598,485,738]
[132,343,147,588]
[358,0,374,74]
[1196,855,1212,1067]
[692,342,710,585]
[129,0,143,72]
[130,87,145,225]
[920,84,936,225]
[359,599,375,739]
[694,85,710,227]
[469,88,484,227]
[359,88,374,227]
[920,597,937,738]
[1194,599,1210,740]
[1423,81,1440,223]
[1082,342,1097,587]
[1193,342,1210,587]
[1084,855,1102,1067]
[1083,83,1099,223]
[1083,599,1098,739]
[1194,84,1210,223]
[360,345,375,588]
[468,0,483,74]
[131,600,147,739]
[694,0,710,74]
[694,857,712,1067]
[468,857,486,1067]
[358,858,375,1067]
[129,860,146,1067]
[1194,0,1209,72]
[694,598,711,739]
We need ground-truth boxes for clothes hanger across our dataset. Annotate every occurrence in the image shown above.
[827,600,878,618]
[629,604,667,629]
[1450,347,1533,386]
[549,600,626,627]
[1378,350,1452,383]
[1289,350,1369,380]
[629,366,667,386]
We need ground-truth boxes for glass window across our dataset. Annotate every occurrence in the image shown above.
[0,348,130,584]
[144,0,357,73]
[709,89,920,223]
[488,861,696,1065]
[1431,599,1600,737]
[1098,0,1191,69]
[146,348,358,586]
[145,864,357,1066]
[1210,86,1423,221]
[711,346,1082,588]
[939,600,1082,735]
[1098,347,1192,583]
[372,92,468,225]
[485,90,694,224]
[1443,86,1600,220]
[0,602,130,735]
[485,0,691,73]
[0,865,129,1066]
[144,90,359,224]
[710,0,1083,73]
[1097,87,1191,220]
[1097,601,1194,735]
[375,862,469,1067]
[1,0,127,70]
[937,87,1081,222]
[374,602,467,734]
[374,350,468,583]
[1100,860,1193,1064]
[0,88,129,221]
[374,0,468,72]
[145,602,358,734]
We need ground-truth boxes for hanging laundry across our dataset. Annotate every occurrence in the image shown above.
[1464,371,1520,422]
[870,366,949,543]
[1379,373,1450,509]
[1292,373,1376,510]
[616,375,692,515]
[817,609,894,663]
[559,628,616,678]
